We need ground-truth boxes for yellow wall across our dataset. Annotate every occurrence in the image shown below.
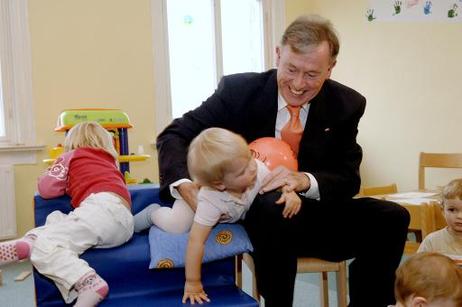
[13,0,462,235]
[15,0,158,235]
[286,1,462,191]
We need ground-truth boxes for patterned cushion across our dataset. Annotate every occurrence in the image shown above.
[149,223,253,269]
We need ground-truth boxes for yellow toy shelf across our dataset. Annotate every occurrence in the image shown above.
[43,154,150,165]
[46,108,151,183]
[118,154,151,162]
[55,108,132,131]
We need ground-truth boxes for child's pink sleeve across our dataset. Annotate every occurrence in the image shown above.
[37,151,73,199]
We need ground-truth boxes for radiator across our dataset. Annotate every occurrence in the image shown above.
[0,165,16,240]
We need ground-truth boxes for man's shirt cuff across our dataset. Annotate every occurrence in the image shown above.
[299,173,320,200]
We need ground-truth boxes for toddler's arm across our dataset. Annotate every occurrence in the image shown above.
[37,151,72,199]
[182,222,213,304]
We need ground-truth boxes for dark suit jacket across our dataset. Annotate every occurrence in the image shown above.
[157,69,366,203]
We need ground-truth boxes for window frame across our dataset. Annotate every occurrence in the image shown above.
[150,0,285,133]
[0,0,42,163]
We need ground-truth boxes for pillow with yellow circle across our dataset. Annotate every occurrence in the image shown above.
[148,223,253,269]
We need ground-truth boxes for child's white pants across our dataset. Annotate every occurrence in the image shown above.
[29,192,134,303]
[152,199,194,233]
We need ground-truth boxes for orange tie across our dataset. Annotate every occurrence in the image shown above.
[281,105,303,155]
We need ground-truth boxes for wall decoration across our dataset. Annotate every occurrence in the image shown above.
[367,0,462,21]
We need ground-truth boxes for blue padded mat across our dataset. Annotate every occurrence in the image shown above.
[33,184,258,306]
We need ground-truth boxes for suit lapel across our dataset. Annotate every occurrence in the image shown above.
[246,70,278,141]
[303,82,330,139]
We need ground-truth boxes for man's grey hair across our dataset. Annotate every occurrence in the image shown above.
[281,15,340,61]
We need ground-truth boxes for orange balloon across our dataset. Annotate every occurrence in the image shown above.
[249,137,298,171]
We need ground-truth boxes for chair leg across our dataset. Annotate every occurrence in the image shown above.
[235,255,243,288]
[251,276,259,301]
[414,230,423,242]
[242,253,260,301]
[336,262,348,307]
[320,272,329,307]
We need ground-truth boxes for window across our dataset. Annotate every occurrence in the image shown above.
[0,0,41,163]
[0,69,5,138]
[151,0,285,132]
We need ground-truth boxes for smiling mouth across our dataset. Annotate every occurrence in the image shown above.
[289,87,305,96]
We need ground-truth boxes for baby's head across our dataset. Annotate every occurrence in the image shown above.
[187,128,254,191]
[395,252,462,307]
[64,121,118,158]
[441,178,462,233]
[442,179,462,204]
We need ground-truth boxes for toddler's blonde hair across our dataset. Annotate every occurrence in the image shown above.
[187,128,250,186]
[442,178,462,207]
[395,252,462,305]
[64,121,118,159]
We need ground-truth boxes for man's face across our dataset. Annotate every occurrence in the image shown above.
[276,41,335,107]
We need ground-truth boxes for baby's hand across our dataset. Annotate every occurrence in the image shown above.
[276,188,301,218]
[182,280,210,304]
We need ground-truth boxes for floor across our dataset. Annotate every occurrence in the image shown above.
[241,263,342,307]
[0,261,35,307]
[0,260,341,306]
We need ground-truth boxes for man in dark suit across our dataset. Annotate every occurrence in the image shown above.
[156,15,409,307]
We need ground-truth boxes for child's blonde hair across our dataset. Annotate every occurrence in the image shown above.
[187,128,250,186]
[395,252,462,305]
[442,178,462,207]
[64,121,118,159]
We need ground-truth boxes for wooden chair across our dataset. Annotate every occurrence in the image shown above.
[236,253,348,307]
[410,152,462,253]
[401,201,438,254]
[357,183,435,255]
[415,152,462,245]
[359,183,397,197]
[418,152,462,190]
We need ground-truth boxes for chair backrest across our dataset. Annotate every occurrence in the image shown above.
[359,183,398,197]
[418,152,462,190]
[433,203,447,230]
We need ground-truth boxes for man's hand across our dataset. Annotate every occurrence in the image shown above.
[260,166,311,194]
[177,182,200,212]
[182,280,210,304]
[276,188,302,218]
